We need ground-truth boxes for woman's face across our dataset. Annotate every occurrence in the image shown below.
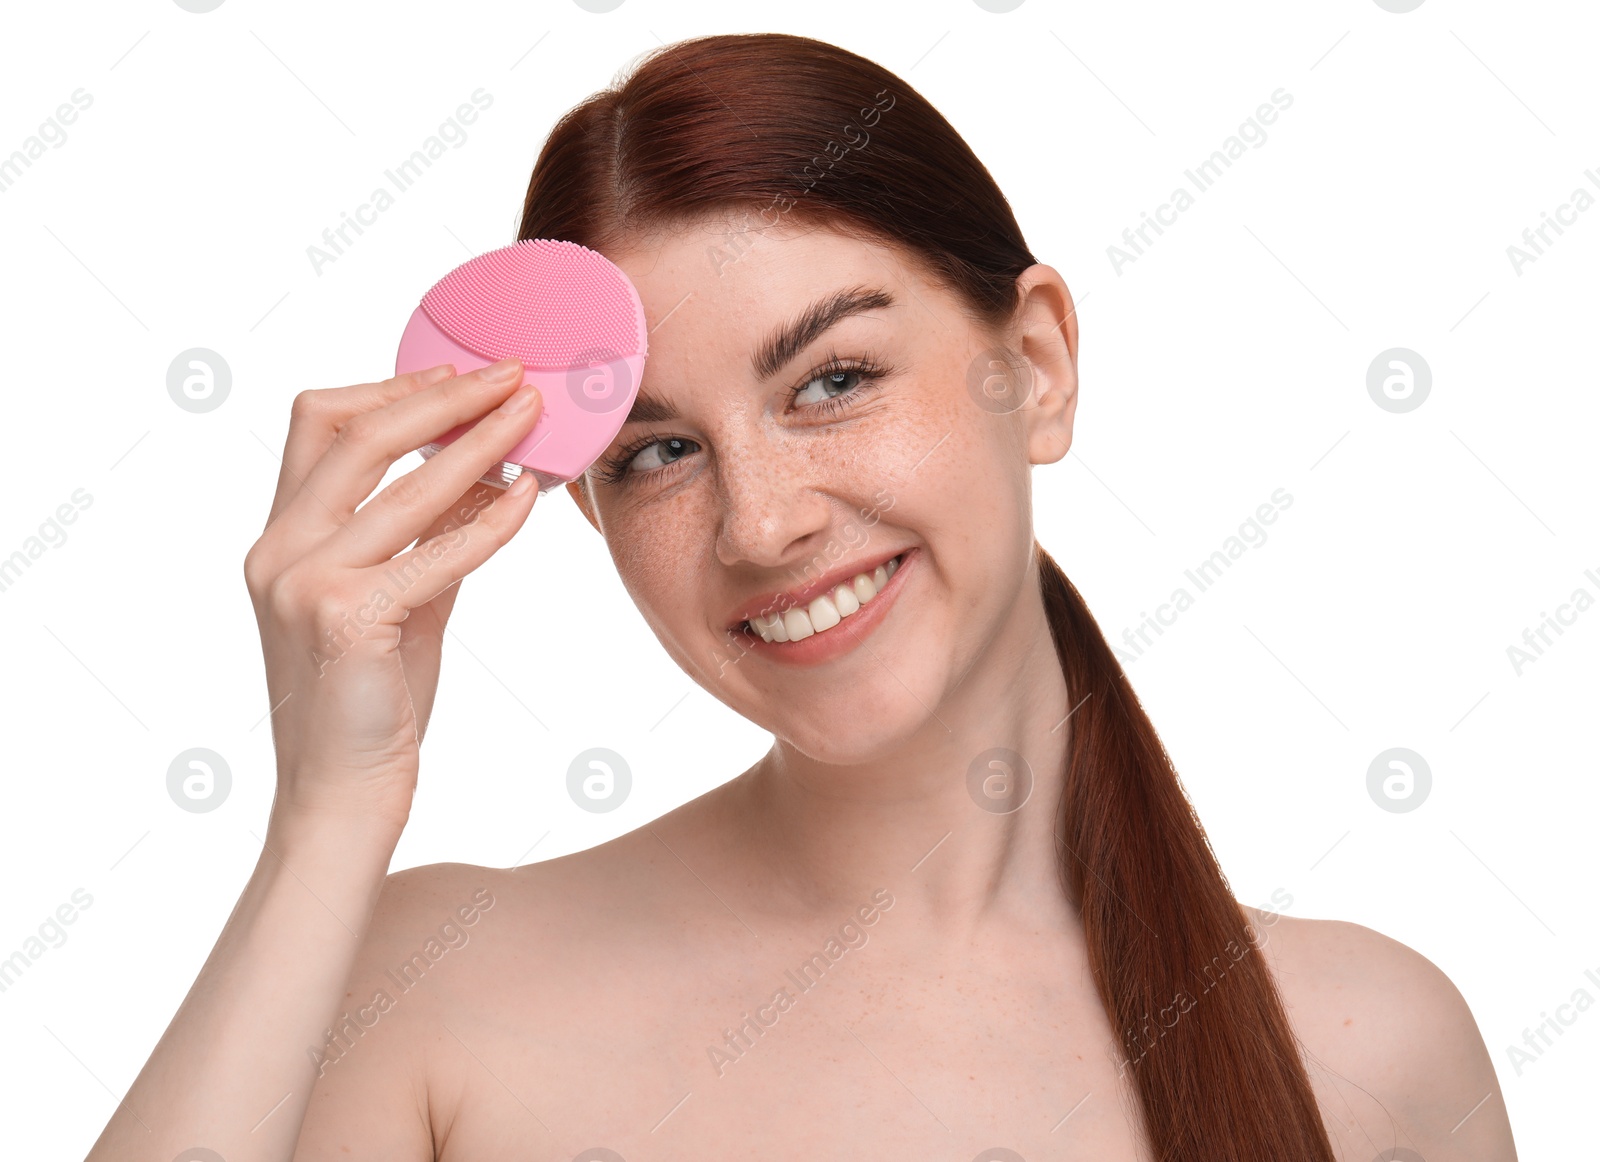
[567,213,1079,766]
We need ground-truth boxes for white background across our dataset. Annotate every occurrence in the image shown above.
[0,0,1594,1157]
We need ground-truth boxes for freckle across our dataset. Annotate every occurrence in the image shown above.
[1343,1018,1353,1026]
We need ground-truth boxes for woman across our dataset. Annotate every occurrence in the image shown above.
[89,33,1515,1162]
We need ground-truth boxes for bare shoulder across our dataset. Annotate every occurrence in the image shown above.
[365,796,719,998]
[286,861,500,1159]
[1241,905,1518,1161]
[377,787,716,937]
[295,791,731,1158]
[294,851,632,1158]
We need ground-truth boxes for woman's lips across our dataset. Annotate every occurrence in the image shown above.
[724,546,906,633]
[731,547,917,667]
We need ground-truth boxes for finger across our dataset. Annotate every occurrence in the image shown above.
[317,380,544,571]
[415,478,505,551]
[402,478,504,625]
[263,363,458,530]
[274,360,527,549]
[351,468,543,615]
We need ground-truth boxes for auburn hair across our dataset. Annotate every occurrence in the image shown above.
[516,32,1334,1159]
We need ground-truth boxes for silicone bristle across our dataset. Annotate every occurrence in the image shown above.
[418,238,646,370]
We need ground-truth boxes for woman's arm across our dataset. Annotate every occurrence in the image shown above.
[83,807,429,1161]
[84,360,546,1161]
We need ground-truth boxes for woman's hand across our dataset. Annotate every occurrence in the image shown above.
[244,358,544,830]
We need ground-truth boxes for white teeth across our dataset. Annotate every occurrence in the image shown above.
[746,553,903,643]
[808,593,841,633]
[782,607,813,641]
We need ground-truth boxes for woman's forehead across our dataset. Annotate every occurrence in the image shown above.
[610,223,935,367]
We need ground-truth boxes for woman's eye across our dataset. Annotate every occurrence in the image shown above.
[624,435,698,476]
[793,367,865,408]
[599,358,886,486]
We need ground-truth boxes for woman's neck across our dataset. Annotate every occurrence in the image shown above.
[722,585,1077,942]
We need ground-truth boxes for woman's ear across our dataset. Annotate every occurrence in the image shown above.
[566,477,601,533]
[1013,264,1079,467]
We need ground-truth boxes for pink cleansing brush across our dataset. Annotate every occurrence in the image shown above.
[395,238,649,491]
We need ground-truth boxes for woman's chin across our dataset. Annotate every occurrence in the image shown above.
[765,696,947,767]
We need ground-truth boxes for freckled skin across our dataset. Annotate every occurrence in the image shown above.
[564,213,1069,772]
[293,216,1515,1162]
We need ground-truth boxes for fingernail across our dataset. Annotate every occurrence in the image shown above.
[502,384,540,413]
[480,358,522,383]
[416,363,454,385]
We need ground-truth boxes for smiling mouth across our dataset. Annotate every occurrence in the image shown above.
[738,551,908,643]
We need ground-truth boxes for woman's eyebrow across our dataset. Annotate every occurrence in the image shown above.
[751,285,896,381]
[620,285,896,427]
[621,390,679,427]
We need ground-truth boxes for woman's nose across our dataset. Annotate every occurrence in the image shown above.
[712,437,835,569]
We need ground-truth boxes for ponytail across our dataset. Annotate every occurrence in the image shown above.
[1038,543,1334,1157]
